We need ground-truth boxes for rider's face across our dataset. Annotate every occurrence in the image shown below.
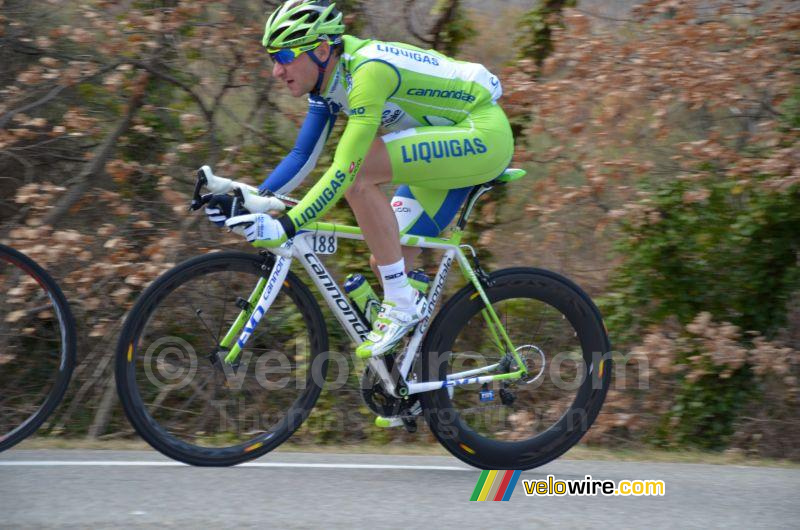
[271,42,330,97]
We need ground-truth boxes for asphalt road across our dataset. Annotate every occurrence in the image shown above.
[1,450,798,528]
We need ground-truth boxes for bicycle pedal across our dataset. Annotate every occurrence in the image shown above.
[401,416,418,433]
[375,416,404,428]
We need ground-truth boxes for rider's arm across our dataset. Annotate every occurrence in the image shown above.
[277,61,399,237]
[258,96,337,196]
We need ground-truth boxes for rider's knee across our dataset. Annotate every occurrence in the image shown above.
[344,177,369,200]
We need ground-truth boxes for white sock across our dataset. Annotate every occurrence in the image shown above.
[378,259,415,308]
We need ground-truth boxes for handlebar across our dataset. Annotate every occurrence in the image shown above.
[189,165,298,215]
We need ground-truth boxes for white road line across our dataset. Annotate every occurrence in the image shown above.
[0,461,470,471]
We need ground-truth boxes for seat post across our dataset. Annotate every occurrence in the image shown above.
[453,168,525,230]
[456,183,494,230]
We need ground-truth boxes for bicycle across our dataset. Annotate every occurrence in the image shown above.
[115,166,611,469]
[0,243,77,452]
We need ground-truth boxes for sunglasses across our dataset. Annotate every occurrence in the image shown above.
[268,41,322,65]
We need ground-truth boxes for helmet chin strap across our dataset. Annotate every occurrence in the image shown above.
[307,46,332,96]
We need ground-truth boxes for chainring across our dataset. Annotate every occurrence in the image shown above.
[360,364,403,417]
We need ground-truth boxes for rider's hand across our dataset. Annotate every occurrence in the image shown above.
[203,194,248,227]
[225,213,287,246]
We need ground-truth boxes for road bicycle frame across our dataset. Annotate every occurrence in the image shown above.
[217,223,529,399]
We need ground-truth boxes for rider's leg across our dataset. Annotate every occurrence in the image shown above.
[369,185,473,281]
[347,139,428,359]
[352,104,513,358]
[344,139,417,308]
[369,247,421,285]
[350,104,514,289]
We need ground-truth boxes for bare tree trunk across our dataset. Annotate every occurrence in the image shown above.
[404,0,462,51]
[404,0,434,45]
[51,349,114,435]
[430,0,460,51]
[86,375,117,440]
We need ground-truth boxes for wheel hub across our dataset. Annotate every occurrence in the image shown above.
[516,344,546,384]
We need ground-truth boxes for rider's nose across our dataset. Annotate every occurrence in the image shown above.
[273,62,285,79]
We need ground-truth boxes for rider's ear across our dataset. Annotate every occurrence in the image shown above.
[319,41,331,62]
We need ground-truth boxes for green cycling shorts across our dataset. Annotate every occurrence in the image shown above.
[381,103,514,237]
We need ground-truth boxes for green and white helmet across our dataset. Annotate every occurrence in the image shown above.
[262,0,345,50]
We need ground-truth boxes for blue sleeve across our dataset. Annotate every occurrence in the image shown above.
[259,96,338,195]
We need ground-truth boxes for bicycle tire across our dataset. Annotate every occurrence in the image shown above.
[419,267,611,470]
[115,251,328,466]
[0,244,76,452]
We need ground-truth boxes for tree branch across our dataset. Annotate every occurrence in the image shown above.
[0,149,35,182]
[125,60,212,120]
[125,59,221,160]
[573,7,635,23]
[43,71,150,225]
[0,63,120,129]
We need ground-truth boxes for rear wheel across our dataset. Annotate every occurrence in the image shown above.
[420,268,611,470]
[115,251,328,466]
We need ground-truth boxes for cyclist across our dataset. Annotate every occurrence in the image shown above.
[208,0,514,358]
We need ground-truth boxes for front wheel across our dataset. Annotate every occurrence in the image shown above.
[420,267,611,470]
[115,251,328,466]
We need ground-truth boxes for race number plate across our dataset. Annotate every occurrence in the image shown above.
[311,234,337,255]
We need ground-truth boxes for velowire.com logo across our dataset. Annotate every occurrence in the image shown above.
[470,470,522,501]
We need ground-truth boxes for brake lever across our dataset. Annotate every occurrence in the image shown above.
[188,168,209,212]
[231,187,245,218]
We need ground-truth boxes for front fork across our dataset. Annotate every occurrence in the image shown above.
[219,252,292,365]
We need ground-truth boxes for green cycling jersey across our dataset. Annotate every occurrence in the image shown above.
[271,35,512,240]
